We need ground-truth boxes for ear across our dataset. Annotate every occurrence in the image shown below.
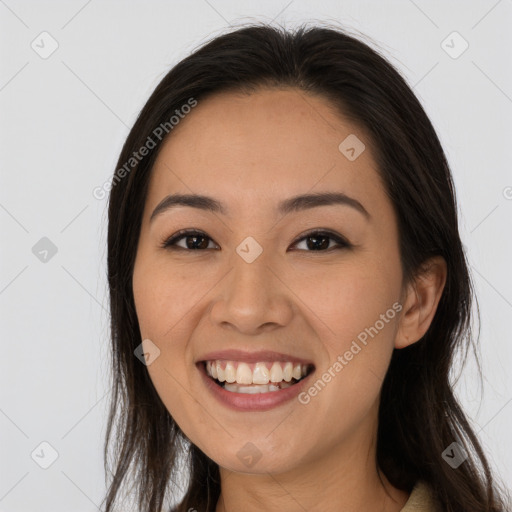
[395,256,447,349]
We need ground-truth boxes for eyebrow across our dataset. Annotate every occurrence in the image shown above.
[149,191,370,223]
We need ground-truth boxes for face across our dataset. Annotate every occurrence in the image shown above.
[132,88,405,475]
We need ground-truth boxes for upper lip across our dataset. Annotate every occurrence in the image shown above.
[197,349,314,366]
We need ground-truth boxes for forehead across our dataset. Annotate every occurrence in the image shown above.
[146,88,384,217]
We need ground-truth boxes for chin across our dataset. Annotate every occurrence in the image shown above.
[203,441,305,476]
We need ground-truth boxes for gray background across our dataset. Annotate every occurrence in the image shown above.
[1,0,511,510]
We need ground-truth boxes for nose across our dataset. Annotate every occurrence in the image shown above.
[209,251,294,334]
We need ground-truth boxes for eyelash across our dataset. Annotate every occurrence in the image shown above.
[159,228,351,253]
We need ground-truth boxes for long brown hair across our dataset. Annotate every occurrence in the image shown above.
[101,22,510,512]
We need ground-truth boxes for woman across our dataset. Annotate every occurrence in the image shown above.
[101,23,510,512]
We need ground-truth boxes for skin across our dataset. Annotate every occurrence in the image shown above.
[132,88,447,512]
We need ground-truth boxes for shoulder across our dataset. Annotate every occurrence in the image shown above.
[400,481,442,512]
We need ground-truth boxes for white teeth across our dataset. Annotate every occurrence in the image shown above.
[216,361,225,382]
[292,364,302,380]
[270,362,284,383]
[210,361,218,379]
[225,383,263,394]
[223,382,294,394]
[205,360,312,386]
[224,361,236,383]
[283,362,293,382]
[236,362,253,385]
[252,362,270,384]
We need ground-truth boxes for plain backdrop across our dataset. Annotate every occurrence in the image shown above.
[1,1,511,510]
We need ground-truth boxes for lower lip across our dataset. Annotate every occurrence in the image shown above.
[197,362,314,412]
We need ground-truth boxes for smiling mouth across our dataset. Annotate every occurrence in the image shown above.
[202,360,315,394]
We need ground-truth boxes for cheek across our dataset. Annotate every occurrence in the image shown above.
[294,253,401,340]
[132,262,185,383]
[132,256,203,341]
[132,258,210,414]
[294,258,400,415]
[132,274,194,435]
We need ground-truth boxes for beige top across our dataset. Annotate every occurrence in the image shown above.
[401,481,441,512]
[168,480,441,512]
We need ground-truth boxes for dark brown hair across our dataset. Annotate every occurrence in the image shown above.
[101,22,510,512]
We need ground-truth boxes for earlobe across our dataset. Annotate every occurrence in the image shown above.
[394,256,447,349]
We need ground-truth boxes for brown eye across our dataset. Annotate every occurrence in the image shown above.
[290,230,350,252]
[161,229,351,252]
[161,230,218,250]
